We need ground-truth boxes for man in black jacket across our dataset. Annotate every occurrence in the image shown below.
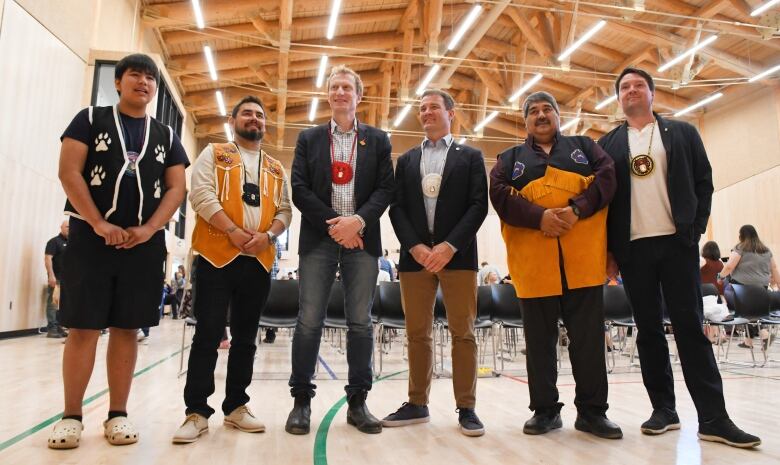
[598,67,760,448]
[382,89,488,436]
[286,65,394,435]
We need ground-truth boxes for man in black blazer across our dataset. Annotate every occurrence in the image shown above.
[286,66,394,435]
[599,67,759,448]
[382,89,488,436]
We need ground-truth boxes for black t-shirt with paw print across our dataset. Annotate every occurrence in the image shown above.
[61,108,189,229]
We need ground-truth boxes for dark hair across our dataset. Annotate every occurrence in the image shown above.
[615,67,655,95]
[115,54,160,85]
[231,95,266,119]
[738,225,770,254]
[420,89,455,110]
[701,241,721,261]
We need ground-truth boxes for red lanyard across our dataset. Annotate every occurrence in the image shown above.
[328,121,358,168]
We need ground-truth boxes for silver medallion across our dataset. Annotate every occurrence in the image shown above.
[421,173,442,198]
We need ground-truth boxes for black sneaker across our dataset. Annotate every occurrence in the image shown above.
[698,417,761,448]
[523,411,563,435]
[640,408,681,435]
[382,402,430,427]
[457,408,485,437]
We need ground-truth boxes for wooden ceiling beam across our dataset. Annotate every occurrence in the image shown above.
[168,31,400,76]
[504,8,553,60]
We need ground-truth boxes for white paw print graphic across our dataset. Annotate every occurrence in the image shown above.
[90,165,106,186]
[153,179,161,198]
[94,133,111,152]
[154,145,166,164]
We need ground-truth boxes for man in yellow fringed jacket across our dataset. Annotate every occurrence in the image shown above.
[489,91,621,439]
[173,95,292,443]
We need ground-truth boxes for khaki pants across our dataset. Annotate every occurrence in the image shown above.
[399,269,477,408]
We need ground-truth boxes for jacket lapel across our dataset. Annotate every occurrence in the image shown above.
[439,142,460,188]
[355,122,368,198]
[320,123,333,184]
[655,113,673,165]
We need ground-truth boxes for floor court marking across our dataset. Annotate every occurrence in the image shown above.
[313,369,407,465]
[499,374,756,387]
[317,355,339,380]
[0,346,188,453]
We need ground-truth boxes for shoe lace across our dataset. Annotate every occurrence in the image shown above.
[456,408,478,422]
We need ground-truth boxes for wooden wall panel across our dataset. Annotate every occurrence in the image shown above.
[700,86,780,191]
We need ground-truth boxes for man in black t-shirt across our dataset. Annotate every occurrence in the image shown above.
[44,220,69,337]
[48,53,189,450]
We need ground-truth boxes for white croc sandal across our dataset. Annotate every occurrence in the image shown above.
[103,416,139,445]
[48,418,84,449]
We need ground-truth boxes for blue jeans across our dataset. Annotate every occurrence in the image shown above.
[289,238,378,397]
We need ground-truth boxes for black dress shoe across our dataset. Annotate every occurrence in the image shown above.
[285,393,311,435]
[346,391,382,434]
[523,411,563,435]
[574,412,623,439]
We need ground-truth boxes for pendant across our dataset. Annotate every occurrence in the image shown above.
[630,154,655,177]
[421,173,442,198]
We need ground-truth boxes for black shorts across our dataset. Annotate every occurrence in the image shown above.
[59,219,167,329]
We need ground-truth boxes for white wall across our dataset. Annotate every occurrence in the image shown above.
[0,1,87,332]
[0,0,196,332]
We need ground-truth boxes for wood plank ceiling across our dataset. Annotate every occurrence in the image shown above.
[142,0,780,158]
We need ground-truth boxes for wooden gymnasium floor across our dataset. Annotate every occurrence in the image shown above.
[1,318,779,465]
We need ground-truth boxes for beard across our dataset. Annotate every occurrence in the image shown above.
[236,126,264,141]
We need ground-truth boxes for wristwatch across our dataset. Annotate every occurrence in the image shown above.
[267,230,278,243]
[569,201,581,218]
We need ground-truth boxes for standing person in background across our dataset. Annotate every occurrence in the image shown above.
[44,220,69,338]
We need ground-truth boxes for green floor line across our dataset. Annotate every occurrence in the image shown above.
[0,346,188,453]
[313,369,407,465]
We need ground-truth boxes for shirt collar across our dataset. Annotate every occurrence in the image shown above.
[423,133,453,148]
[330,118,357,135]
[525,132,559,150]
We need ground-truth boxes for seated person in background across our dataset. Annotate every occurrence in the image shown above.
[700,241,724,295]
[483,271,500,286]
[720,225,780,349]
[700,241,726,344]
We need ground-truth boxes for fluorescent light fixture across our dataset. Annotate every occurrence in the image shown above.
[326,0,342,39]
[415,64,441,95]
[595,94,617,110]
[447,5,483,50]
[309,98,319,122]
[558,20,607,61]
[560,117,580,131]
[393,104,412,127]
[473,110,499,132]
[633,0,645,11]
[223,122,233,142]
[673,92,723,117]
[203,45,218,81]
[752,0,780,16]
[508,73,544,103]
[457,137,467,145]
[316,56,329,88]
[749,64,780,82]
[215,90,226,116]
[658,35,718,73]
[191,0,205,29]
